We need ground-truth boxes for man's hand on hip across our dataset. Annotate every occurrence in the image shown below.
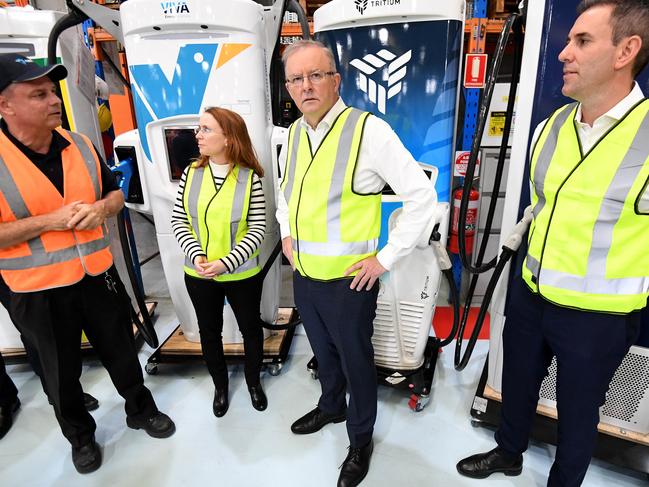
[344,256,386,291]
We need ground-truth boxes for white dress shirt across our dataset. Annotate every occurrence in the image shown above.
[275,98,437,270]
[531,82,649,212]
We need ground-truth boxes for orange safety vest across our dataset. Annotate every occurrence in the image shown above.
[0,127,113,292]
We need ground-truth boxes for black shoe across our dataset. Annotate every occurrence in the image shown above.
[212,388,229,417]
[338,440,373,487]
[83,393,99,412]
[248,384,267,411]
[71,439,102,474]
[291,406,346,435]
[48,392,99,412]
[456,447,523,479]
[126,412,176,438]
[0,398,20,440]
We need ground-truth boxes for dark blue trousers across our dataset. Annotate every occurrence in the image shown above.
[293,272,378,448]
[496,277,641,487]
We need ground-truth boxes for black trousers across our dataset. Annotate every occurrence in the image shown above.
[184,273,264,389]
[496,277,641,487]
[0,274,50,399]
[0,351,17,407]
[9,267,158,448]
[0,277,18,407]
[293,271,378,448]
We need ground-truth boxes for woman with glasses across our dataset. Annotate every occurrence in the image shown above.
[171,107,267,417]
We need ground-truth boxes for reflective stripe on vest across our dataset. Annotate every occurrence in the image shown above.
[281,107,381,280]
[0,128,112,291]
[523,100,649,313]
[182,164,260,282]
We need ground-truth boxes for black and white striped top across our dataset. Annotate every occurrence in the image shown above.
[171,162,266,273]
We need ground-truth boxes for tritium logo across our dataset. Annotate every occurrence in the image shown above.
[161,1,189,16]
[355,0,368,14]
[350,49,412,114]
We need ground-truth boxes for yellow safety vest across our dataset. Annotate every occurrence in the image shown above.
[281,107,381,281]
[523,100,649,313]
[182,164,260,282]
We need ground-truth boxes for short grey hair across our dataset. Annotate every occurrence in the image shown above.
[281,39,337,72]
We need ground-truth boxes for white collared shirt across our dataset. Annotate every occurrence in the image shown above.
[531,82,649,212]
[275,98,437,270]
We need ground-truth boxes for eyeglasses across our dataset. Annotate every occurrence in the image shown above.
[285,71,336,87]
[194,126,223,135]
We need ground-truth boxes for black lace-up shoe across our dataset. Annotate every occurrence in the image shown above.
[456,447,523,479]
[248,384,268,411]
[71,439,102,474]
[126,411,176,438]
[337,440,373,487]
[290,406,346,435]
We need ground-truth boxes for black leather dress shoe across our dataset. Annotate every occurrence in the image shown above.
[291,406,346,435]
[212,388,229,417]
[126,411,176,438]
[48,392,99,412]
[338,440,373,487]
[456,447,523,479]
[72,439,102,474]
[0,398,20,440]
[248,384,267,411]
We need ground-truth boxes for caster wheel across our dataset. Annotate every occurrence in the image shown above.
[268,363,282,376]
[408,393,429,412]
[145,363,158,375]
[471,419,484,428]
[309,369,319,380]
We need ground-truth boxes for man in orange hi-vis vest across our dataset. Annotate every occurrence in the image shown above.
[0,54,176,474]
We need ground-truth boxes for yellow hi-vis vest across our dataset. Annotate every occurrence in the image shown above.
[182,164,260,282]
[281,107,381,281]
[523,100,649,313]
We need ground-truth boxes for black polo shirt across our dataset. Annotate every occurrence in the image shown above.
[0,119,119,197]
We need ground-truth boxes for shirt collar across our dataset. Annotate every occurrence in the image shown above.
[298,97,347,131]
[575,81,645,125]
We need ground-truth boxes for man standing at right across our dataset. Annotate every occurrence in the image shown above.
[457,1,649,486]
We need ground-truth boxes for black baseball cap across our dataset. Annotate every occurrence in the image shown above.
[0,53,67,93]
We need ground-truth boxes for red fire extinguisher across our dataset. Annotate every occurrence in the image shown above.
[449,186,479,254]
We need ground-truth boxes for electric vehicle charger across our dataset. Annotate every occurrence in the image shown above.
[453,3,527,371]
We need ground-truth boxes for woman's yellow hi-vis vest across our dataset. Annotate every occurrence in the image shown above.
[183,164,260,282]
[523,100,649,313]
[281,107,381,281]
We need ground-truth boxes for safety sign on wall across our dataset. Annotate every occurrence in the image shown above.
[454,150,481,177]
[463,53,488,88]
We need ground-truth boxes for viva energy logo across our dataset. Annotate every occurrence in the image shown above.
[350,49,412,115]
[129,43,250,161]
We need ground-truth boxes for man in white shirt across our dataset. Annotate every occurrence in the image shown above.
[277,39,436,487]
[457,2,649,485]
